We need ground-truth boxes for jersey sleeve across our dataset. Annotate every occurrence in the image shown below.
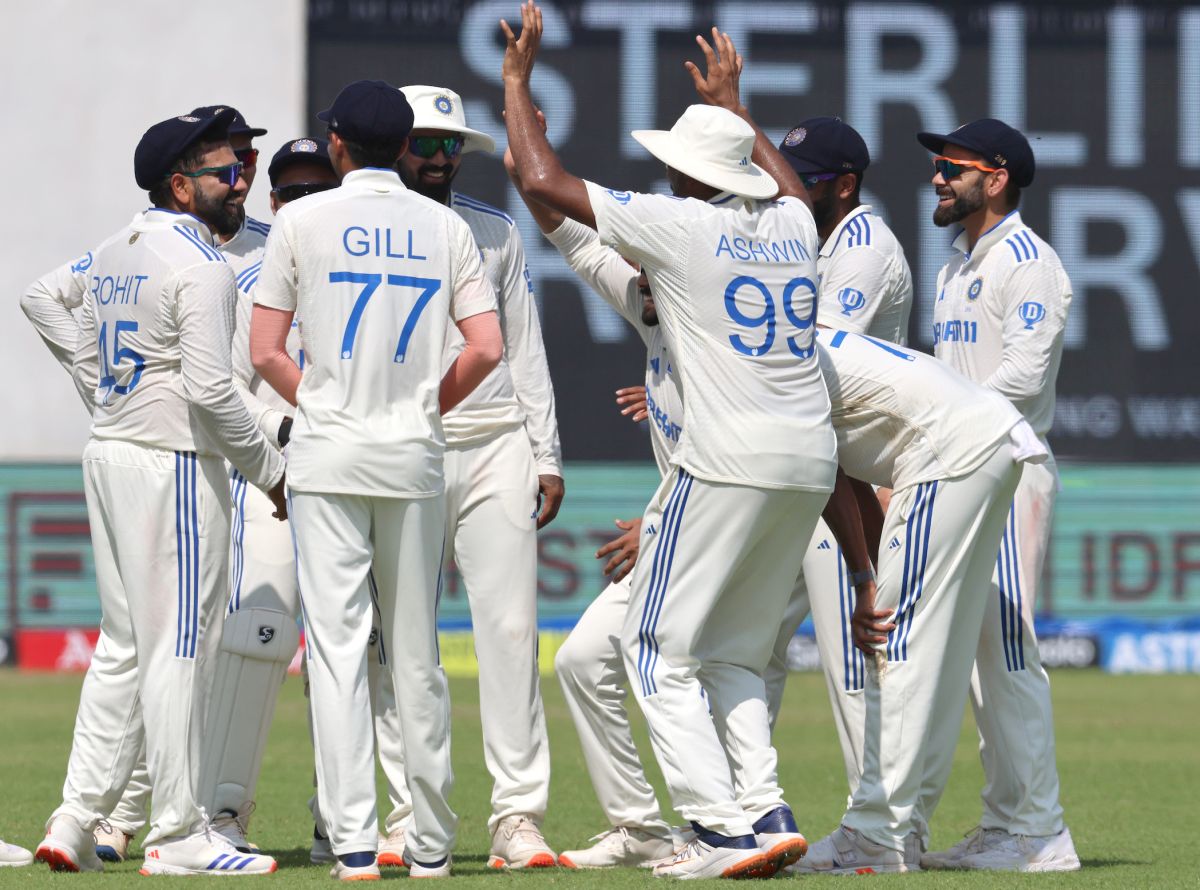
[817,245,893,335]
[252,216,299,312]
[447,215,497,321]
[175,261,285,491]
[545,217,646,338]
[984,259,1072,407]
[495,225,563,477]
[21,256,89,377]
[71,288,99,412]
[230,288,289,444]
[584,181,685,267]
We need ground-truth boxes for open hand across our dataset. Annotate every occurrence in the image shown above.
[596,517,642,581]
[501,2,543,84]
[684,27,743,111]
[616,385,648,423]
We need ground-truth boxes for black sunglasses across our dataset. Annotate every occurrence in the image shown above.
[176,161,244,188]
[272,182,336,203]
[234,147,259,168]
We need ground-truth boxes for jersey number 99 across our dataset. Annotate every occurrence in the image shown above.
[724,275,817,359]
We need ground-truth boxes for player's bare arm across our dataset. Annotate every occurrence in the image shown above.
[685,28,810,207]
[503,108,566,235]
[822,468,894,652]
[250,304,301,406]
[438,310,503,415]
[536,474,565,529]
[595,517,642,582]
[501,2,595,229]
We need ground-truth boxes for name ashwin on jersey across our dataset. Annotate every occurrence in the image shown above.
[714,235,810,264]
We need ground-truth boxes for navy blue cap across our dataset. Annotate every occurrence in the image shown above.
[134,109,236,190]
[317,80,414,144]
[779,117,870,176]
[268,137,333,187]
[918,119,1035,188]
[191,104,267,138]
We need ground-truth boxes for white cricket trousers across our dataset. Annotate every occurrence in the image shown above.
[621,467,827,837]
[970,455,1065,836]
[290,490,454,860]
[108,471,300,835]
[764,520,866,796]
[555,573,672,833]
[369,427,548,833]
[52,441,228,844]
[843,445,1023,849]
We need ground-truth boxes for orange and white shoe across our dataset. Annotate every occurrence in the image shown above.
[35,815,103,873]
[651,829,770,880]
[487,816,557,869]
[377,826,406,868]
[751,806,808,872]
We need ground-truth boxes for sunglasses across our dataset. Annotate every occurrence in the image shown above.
[271,182,336,203]
[409,135,465,159]
[177,161,244,188]
[801,172,840,190]
[234,147,259,168]
[932,156,1000,179]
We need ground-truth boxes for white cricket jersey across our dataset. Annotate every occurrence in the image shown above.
[932,211,1072,436]
[21,251,92,407]
[69,209,283,489]
[817,204,913,344]
[222,217,302,443]
[442,191,562,476]
[253,167,495,498]
[545,217,683,477]
[815,328,1028,491]
[586,182,837,492]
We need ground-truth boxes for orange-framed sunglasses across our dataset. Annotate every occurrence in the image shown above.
[932,156,1000,179]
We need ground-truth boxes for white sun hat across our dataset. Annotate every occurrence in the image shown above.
[632,105,777,200]
[399,85,496,154]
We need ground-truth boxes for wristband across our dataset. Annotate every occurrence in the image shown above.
[849,568,875,586]
[278,416,294,448]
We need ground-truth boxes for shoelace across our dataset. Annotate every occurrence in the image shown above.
[669,840,702,865]
[503,817,544,843]
[95,819,116,838]
[588,827,631,851]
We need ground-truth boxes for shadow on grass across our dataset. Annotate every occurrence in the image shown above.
[1079,857,1149,868]
[270,847,495,869]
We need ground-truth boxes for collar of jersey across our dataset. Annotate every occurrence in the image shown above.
[342,166,406,191]
[819,203,874,258]
[137,207,217,244]
[707,190,739,206]
[952,209,1023,263]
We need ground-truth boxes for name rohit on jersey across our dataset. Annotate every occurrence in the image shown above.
[714,235,811,264]
[342,226,427,260]
[645,384,681,443]
[91,274,150,305]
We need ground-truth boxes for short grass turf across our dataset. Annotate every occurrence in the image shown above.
[0,669,1195,886]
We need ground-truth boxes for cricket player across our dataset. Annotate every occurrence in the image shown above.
[28,108,285,875]
[763,116,914,799]
[250,80,501,881]
[365,83,562,870]
[916,119,1079,872]
[95,105,300,862]
[505,9,835,878]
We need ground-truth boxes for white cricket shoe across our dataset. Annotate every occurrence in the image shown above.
[788,824,919,875]
[311,828,336,864]
[751,805,808,872]
[408,854,451,878]
[211,804,256,854]
[957,827,1081,872]
[377,826,406,868]
[0,839,33,868]
[487,815,557,869]
[330,857,381,881]
[651,832,770,880]
[920,825,1007,869]
[140,830,277,875]
[559,826,675,869]
[93,821,133,862]
[34,815,103,872]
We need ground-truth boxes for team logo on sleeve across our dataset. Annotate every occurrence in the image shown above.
[838,287,866,315]
[434,94,454,115]
[1020,301,1046,329]
[967,277,984,300]
[605,188,632,205]
[784,127,807,146]
[70,251,93,273]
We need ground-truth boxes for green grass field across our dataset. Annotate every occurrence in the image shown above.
[0,670,1194,886]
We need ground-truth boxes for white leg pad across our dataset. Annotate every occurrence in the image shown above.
[201,607,300,815]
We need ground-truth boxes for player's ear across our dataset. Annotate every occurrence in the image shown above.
[837,173,857,200]
[988,167,1010,201]
[170,172,193,209]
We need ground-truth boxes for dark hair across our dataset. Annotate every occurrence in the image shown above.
[339,135,407,170]
[148,137,227,208]
[1002,177,1021,211]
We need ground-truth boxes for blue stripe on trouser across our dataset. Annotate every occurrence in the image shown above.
[367,570,388,666]
[228,470,247,613]
[636,469,694,697]
[836,548,864,691]
[997,505,1026,671]
[175,452,200,659]
[887,482,937,662]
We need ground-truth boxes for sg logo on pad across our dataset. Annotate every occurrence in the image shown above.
[258,626,276,644]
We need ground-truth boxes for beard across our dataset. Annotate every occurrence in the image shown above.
[194,184,244,237]
[932,177,985,227]
[810,188,838,233]
[399,161,459,204]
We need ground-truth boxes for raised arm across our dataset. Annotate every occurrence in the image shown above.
[503,107,566,235]
[501,2,595,228]
[685,28,810,206]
